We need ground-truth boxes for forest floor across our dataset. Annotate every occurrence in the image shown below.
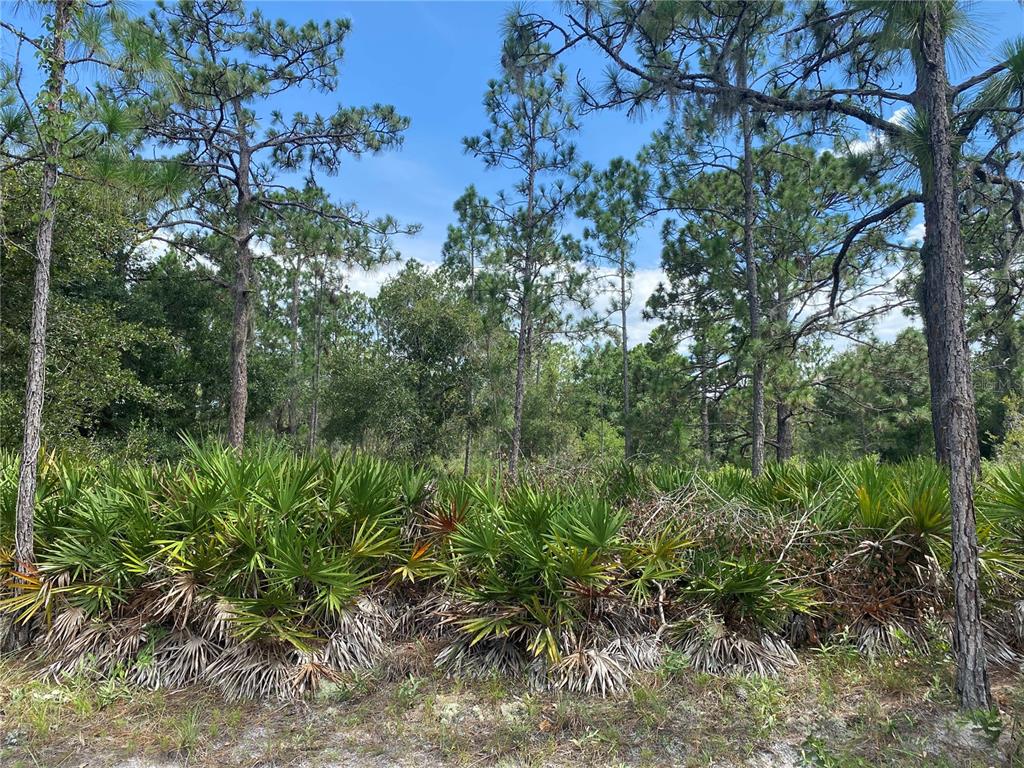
[1,648,1022,768]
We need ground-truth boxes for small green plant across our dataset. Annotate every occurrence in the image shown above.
[741,675,785,738]
[961,707,1004,744]
[659,648,691,677]
[394,675,424,711]
[630,683,670,728]
[800,736,871,767]
[175,707,203,757]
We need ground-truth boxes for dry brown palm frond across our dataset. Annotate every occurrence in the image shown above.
[198,598,237,645]
[785,612,818,648]
[42,618,107,678]
[207,642,292,700]
[378,640,438,681]
[590,596,652,639]
[392,593,454,641]
[1011,600,1024,643]
[41,616,149,680]
[134,630,221,689]
[548,645,630,696]
[847,616,927,657]
[435,637,529,679]
[289,651,341,696]
[605,635,662,672]
[150,572,205,628]
[323,597,390,672]
[983,618,1023,670]
[671,617,797,677]
[624,486,697,539]
[44,605,89,648]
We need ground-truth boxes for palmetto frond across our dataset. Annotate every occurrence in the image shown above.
[4,446,1023,699]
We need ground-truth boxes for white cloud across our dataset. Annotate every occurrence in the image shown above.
[847,133,886,156]
[887,107,911,126]
[581,267,668,348]
[903,221,926,245]
[137,238,170,263]
[342,256,441,298]
[842,107,913,156]
[339,246,669,347]
[874,307,919,342]
[627,268,668,347]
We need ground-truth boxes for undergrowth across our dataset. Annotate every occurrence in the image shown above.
[0,441,1021,699]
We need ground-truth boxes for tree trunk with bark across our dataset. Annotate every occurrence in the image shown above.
[917,2,991,711]
[510,142,538,480]
[509,272,531,479]
[463,245,477,476]
[307,261,325,452]
[14,0,73,571]
[775,401,794,462]
[921,274,950,464]
[288,253,302,438]
[700,390,712,464]
[226,103,253,451]
[738,50,765,477]
[620,265,633,460]
[227,224,252,451]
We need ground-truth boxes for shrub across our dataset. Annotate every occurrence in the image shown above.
[1,444,1021,697]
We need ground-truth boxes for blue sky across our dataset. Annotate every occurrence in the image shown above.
[265,1,667,339]
[5,1,1023,345]
[248,2,662,264]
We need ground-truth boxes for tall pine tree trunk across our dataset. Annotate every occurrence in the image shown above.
[227,106,252,451]
[463,246,477,476]
[307,262,326,452]
[700,390,712,464]
[921,278,950,464]
[775,401,794,461]
[288,256,301,437]
[14,0,73,570]
[917,2,990,711]
[738,50,765,477]
[227,219,252,450]
[510,150,537,480]
[621,264,633,460]
[509,273,530,479]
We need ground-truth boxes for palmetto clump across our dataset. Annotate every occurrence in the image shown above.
[673,618,798,677]
[435,636,531,679]
[432,482,680,692]
[1,447,1023,698]
[0,442,406,698]
[666,557,812,676]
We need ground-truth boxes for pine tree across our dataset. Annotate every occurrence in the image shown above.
[134,0,412,450]
[463,44,588,477]
[578,158,651,460]
[1,0,174,571]
[515,0,1024,710]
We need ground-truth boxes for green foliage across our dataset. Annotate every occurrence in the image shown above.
[0,166,168,449]
[4,445,1020,697]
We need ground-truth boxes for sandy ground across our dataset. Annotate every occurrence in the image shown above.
[1,654,1022,767]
